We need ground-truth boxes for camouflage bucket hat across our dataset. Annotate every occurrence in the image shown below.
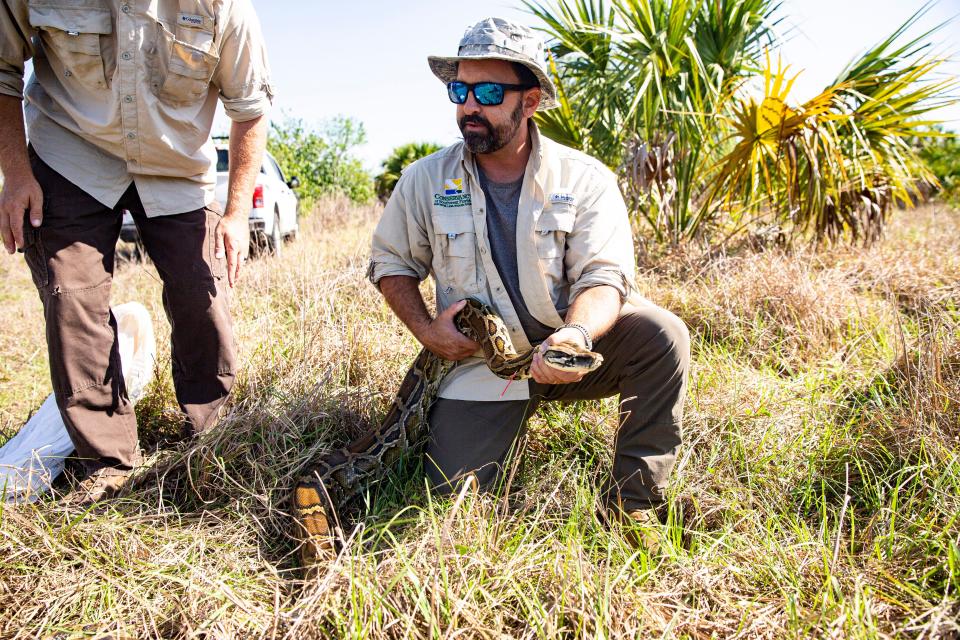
[428,17,558,111]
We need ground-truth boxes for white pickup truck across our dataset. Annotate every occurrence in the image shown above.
[121,145,300,257]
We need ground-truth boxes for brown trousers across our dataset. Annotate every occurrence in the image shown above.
[21,149,236,471]
[426,302,690,511]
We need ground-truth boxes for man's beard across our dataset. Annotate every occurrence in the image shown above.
[458,101,524,154]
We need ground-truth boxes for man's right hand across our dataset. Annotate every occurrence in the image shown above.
[417,299,481,361]
[0,170,43,254]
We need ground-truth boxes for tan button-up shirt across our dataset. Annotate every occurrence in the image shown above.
[0,0,273,216]
[369,124,636,401]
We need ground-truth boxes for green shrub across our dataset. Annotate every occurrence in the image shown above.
[375,142,442,202]
[919,132,960,206]
[267,115,374,211]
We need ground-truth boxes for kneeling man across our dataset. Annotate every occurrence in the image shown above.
[370,19,690,528]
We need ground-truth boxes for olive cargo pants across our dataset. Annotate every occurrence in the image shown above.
[21,149,236,471]
[425,302,690,511]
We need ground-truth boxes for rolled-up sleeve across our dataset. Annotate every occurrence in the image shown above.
[565,167,635,303]
[0,1,33,99]
[213,0,273,122]
[368,172,432,287]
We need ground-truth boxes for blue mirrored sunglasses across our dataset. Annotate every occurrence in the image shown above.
[447,81,533,106]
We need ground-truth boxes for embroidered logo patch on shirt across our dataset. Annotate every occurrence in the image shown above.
[177,13,205,28]
[550,192,576,205]
[443,178,463,195]
[434,192,472,208]
[434,178,471,208]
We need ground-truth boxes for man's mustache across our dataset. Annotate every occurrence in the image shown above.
[459,115,492,130]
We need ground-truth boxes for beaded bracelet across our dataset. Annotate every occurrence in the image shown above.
[557,322,592,351]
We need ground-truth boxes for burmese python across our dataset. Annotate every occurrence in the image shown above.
[292,298,603,564]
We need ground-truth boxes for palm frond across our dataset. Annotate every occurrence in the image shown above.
[526,0,954,244]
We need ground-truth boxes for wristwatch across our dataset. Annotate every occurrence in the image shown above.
[558,322,592,350]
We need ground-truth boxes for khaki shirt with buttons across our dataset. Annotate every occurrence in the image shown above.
[0,0,273,216]
[369,123,636,402]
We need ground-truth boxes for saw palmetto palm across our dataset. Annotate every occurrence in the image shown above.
[526,0,954,245]
[707,4,953,243]
[375,142,442,202]
[526,0,781,242]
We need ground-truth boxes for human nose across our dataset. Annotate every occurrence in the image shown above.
[463,89,482,113]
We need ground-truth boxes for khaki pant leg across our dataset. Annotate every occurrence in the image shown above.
[530,300,690,511]
[425,398,536,494]
[23,149,139,471]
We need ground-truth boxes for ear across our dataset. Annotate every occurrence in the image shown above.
[522,87,542,118]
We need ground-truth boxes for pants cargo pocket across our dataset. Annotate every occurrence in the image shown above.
[22,226,49,290]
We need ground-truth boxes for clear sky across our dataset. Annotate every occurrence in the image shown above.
[229,0,956,170]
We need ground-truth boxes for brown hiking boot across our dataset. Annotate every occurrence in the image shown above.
[63,466,133,506]
[601,505,666,555]
[612,507,663,555]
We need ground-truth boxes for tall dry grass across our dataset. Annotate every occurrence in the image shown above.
[0,199,958,638]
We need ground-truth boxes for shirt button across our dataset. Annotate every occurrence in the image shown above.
[121,4,131,12]
[64,69,72,77]
[123,95,134,103]
[121,51,132,61]
[480,247,486,254]
[126,132,137,140]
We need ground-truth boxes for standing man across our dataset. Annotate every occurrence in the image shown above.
[367,18,690,539]
[0,0,272,503]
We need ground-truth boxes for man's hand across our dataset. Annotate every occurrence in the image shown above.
[214,212,249,287]
[417,299,481,361]
[220,114,267,288]
[0,96,41,255]
[532,284,620,385]
[379,276,478,361]
[0,170,43,255]
[530,327,589,385]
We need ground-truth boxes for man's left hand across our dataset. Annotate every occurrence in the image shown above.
[530,327,589,385]
[215,212,249,288]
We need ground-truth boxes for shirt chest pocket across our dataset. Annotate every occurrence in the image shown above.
[28,4,112,90]
[535,206,576,259]
[433,213,480,294]
[152,20,219,106]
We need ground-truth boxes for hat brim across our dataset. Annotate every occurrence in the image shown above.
[427,54,558,111]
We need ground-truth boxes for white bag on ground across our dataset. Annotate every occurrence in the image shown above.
[0,302,156,503]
